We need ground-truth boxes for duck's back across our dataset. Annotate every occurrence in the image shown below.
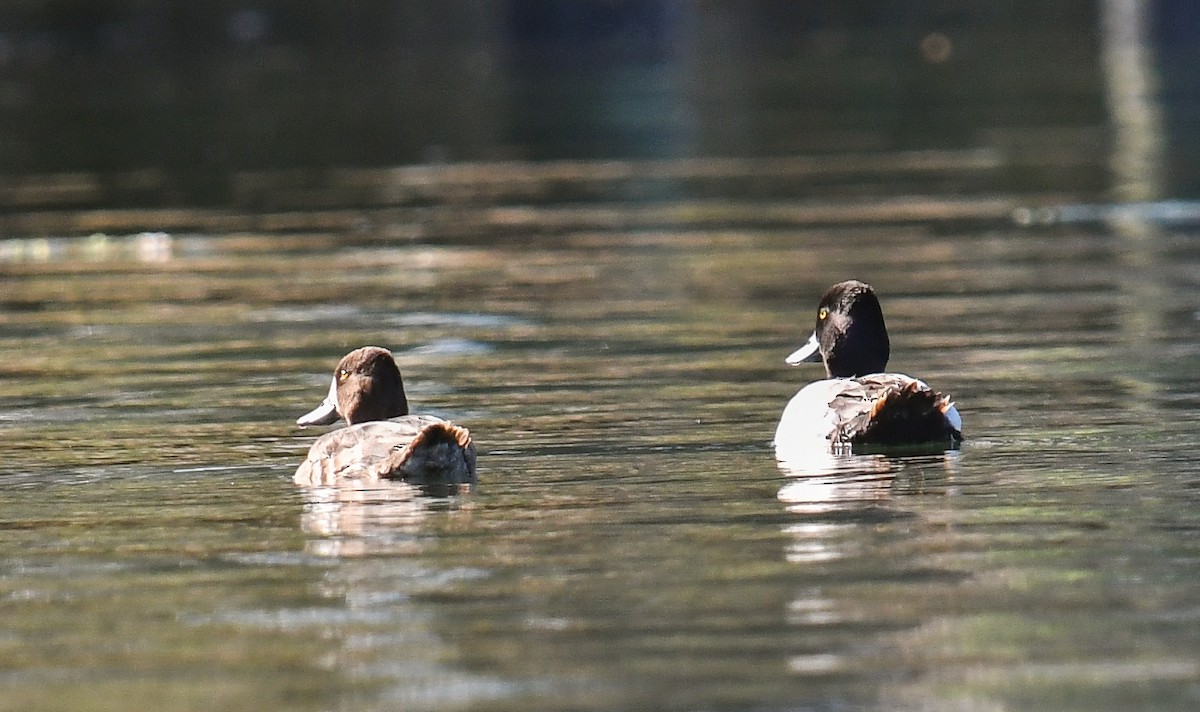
[294,414,476,487]
[775,373,961,460]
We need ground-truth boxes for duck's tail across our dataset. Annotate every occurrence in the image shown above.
[370,422,477,490]
[838,381,962,448]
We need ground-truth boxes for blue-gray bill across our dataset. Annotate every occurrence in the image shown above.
[785,331,822,365]
[296,377,341,427]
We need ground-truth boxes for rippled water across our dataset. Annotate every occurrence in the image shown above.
[2,159,1200,711]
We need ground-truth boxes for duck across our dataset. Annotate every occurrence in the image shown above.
[773,280,962,461]
[293,346,477,489]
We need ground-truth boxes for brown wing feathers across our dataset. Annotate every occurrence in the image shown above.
[368,422,477,484]
[834,381,956,446]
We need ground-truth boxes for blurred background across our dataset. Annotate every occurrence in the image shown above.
[0,0,1191,215]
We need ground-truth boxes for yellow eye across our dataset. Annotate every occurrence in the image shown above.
[818,307,829,320]
[338,369,350,381]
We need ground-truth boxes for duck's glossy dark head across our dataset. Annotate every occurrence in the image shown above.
[297,346,409,427]
[786,280,890,378]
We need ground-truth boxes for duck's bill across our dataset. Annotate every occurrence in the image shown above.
[785,332,822,365]
[296,378,341,427]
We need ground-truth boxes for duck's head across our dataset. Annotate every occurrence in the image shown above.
[786,280,890,378]
[297,346,409,427]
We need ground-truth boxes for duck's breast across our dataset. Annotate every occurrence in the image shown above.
[774,379,857,460]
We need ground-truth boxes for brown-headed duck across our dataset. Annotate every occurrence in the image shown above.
[774,280,962,461]
[294,346,477,489]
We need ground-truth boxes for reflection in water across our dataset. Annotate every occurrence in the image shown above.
[298,481,470,558]
[778,451,970,705]
[0,231,174,263]
[782,522,856,564]
[293,481,512,708]
[779,471,895,516]
[1100,0,1172,417]
[776,451,959,514]
[1101,0,1165,206]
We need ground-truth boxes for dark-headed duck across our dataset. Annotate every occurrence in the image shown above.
[294,346,477,489]
[774,280,962,461]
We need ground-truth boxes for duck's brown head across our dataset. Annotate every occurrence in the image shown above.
[296,346,409,427]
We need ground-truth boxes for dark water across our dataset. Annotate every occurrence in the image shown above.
[2,153,1200,711]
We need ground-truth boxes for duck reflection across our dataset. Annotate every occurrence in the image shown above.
[776,449,959,514]
[298,480,470,558]
[777,450,964,692]
[777,451,957,566]
[289,481,508,706]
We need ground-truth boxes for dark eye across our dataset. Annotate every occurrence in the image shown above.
[818,307,829,320]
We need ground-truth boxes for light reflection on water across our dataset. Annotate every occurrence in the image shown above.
[1,157,1200,710]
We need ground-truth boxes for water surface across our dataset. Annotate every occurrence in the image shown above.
[2,158,1200,711]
